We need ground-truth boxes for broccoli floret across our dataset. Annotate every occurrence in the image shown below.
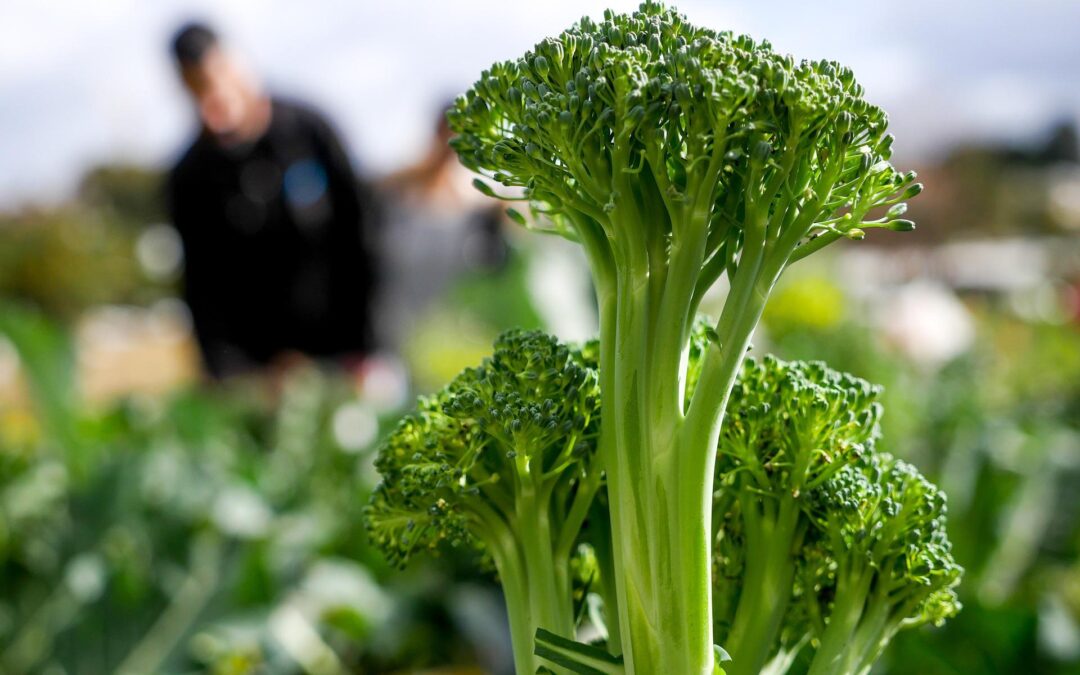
[451,2,917,273]
[365,330,602,674]
[702,342,961,675]
[799,455,963,675]
[712,354,883,675]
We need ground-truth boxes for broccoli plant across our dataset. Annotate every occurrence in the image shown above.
[711,355,961,675]
[448,3,918,672]
[369,3,958,674]
[712,356,884,675]
[365,330,602,674]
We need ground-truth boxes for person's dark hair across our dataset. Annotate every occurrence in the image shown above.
[171,22,218,68]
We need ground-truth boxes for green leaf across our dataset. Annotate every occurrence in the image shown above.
[713,645,731,675]
[715,645,732,662]
[534,628,624,675]
[0,302,84,466]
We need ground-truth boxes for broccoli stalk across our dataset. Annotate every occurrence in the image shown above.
[365,331,602,673]
[450,3,917,672]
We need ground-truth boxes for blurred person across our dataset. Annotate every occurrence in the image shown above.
[375,105,508,352]
[167,22,376,379]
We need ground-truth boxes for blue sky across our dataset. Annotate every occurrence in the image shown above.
[1,0,1078,207]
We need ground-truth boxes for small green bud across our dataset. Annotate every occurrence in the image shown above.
[887,203,908,218]
[836,111,854,134]
[674,83,692,108]
[902,183,924,199]
[533,55,550,79]
[575,69,589,91]
[506,208,527,226]
[886,219,916,232]
[472,179,497,198]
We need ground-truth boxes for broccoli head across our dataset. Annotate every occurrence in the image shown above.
[800,454,963,675]
[365,330,603,673]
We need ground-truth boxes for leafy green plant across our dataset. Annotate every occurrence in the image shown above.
[369,3,957,674]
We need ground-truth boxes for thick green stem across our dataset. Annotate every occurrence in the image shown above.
[605,280,718,675]
[587,173,795,673]
[849,588,895,675]
[490,536,539,675]
[590,498,623,654]
[724,496,800,675]
[683,212,772,459]
[595,285,637,666]
[806,566,873,675]
[490,482,575,674]
[650,204,710,425]
[653,273,770,675]
[599,211,781,674]
[611,437,716,675]
[521,486,575,639]
[605,273,666,674]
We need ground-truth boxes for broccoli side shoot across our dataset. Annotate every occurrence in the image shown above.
[365,330,602,674]
[711,355,883,675]
[799,455,963,675]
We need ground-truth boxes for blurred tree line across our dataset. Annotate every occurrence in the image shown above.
[0,166,179,322]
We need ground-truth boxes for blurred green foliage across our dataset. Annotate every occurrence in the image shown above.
[0,303,495,674]
[0,165,175,322]
[77,164,169,230]
[0,209,145,321]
